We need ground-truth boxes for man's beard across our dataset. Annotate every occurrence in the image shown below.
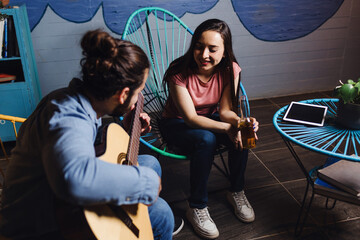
[109,92,133,117]
[109,104,130,117]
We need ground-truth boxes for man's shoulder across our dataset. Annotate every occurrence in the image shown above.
[45,78,83,100]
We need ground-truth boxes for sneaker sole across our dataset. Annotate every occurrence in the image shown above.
[237,212,255,223]
[227,194,255,223]
[172,217,184,236]
[186,210,219,239]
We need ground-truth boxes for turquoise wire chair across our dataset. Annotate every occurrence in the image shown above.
[122,7,251,177]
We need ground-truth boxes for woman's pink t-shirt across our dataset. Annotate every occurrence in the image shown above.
[163,62,241,119]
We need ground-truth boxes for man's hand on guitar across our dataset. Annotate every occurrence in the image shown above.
[139,112,151,135]
[122,111,151,135]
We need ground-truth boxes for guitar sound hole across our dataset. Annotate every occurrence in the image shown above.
[117,153,127,164]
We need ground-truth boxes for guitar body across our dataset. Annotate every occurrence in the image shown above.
[84,123,153,240]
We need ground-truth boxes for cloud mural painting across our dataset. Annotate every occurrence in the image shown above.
[10,0,343,41]
[9,0,218,34]
[231,0,344,41]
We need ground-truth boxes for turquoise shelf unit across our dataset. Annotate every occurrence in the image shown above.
[0,5,41,141]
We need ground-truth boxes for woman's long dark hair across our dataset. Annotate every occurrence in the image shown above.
[80,29,149,100]
[163,19,239,110]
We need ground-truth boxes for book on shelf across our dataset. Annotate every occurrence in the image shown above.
[2,17,7,58]
[318,159,360,198]
[5,16,19,58]
[0,19,4,58]
[0,16,19,58]
[0,73,16,82]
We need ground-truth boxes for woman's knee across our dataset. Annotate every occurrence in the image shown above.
[195,130,217,149]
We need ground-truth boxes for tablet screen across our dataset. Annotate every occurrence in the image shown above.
[283,102,328,126]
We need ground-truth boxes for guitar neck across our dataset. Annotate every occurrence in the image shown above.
[127,93,144,166]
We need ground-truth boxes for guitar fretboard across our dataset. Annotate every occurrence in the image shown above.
[127,93,144,166]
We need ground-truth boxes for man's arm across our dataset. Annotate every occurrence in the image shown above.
[42,114,160,206]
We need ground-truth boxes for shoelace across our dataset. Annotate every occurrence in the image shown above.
[195,208,211,223]
[233,191,251,208]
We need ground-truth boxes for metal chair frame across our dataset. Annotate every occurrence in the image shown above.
[0,114,26,189]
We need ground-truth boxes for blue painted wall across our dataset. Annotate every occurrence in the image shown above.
[12,0,342,41]
[7,0,360,99]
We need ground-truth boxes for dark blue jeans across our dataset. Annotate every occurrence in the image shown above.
[139,155,174,240]
[160,114,248,209]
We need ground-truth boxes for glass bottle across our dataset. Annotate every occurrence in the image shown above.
[238,95,256,149]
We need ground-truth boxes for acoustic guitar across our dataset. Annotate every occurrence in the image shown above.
[85,93,153,240]
[57,93,153,240]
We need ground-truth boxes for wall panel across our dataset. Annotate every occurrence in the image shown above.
[27,0,360,100]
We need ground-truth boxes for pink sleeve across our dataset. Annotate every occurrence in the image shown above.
[169,73,187,87]
[233,62,241,77]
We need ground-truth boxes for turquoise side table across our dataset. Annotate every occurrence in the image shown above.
[273,98,360,236]
[273,98,359,161]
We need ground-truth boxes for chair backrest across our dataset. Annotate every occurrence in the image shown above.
[122,7,250,158]
[122,7,193,117]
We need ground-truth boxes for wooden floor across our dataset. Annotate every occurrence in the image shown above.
[155,91,360,240]
[1,90,360,239]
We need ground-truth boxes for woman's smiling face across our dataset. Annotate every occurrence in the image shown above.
[193,30,225,75]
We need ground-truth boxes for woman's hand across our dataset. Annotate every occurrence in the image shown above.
[250,117,259,140]
[226,123,243,149]
[227,117,260,149]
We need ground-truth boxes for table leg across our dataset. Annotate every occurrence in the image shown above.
[281,137,315,236]
[294,181,316,237]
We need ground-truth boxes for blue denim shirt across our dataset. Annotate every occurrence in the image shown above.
[0,79,159,238]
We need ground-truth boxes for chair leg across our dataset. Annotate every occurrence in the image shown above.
[294,181,315,237]
[325,198,337,209]
[213,152,230,180]
[0,137,8,189]
[0,137,9,162]
[0,167,4,187]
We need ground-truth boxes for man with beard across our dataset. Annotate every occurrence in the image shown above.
[0,29,174,240]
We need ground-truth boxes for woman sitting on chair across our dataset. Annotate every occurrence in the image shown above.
[160,19,259,239]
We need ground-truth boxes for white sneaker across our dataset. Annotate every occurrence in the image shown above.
[172,216,184,236]
[186,207,219,239]
[227,190,255,223]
